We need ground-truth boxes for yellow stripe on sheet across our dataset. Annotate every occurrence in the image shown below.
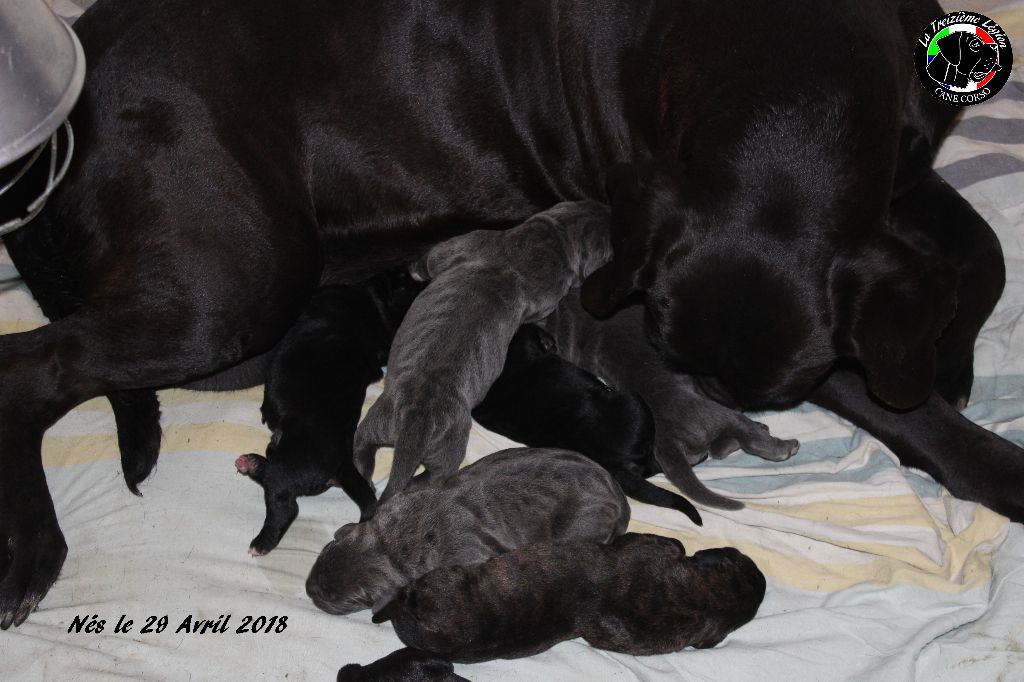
[0,320,44,334]
[629,499,1007,594]
[43,422,271,468]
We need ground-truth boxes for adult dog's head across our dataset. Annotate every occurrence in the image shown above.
[937,32,1002,83]
[582,157,957,410]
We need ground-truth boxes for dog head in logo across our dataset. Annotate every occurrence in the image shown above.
[928,32,1001,88]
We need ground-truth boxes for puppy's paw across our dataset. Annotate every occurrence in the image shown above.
[712,419,799,463]
[248,526,282,557]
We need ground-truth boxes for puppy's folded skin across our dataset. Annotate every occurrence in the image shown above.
[307,448,629,616]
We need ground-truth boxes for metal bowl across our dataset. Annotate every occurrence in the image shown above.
[0,0,85,168]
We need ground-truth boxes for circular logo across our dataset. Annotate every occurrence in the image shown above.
[915,12,1013,106]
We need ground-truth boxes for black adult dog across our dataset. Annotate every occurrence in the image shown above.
[1,0,1016,630]
[474,324,705,524]
[234,271,423,555]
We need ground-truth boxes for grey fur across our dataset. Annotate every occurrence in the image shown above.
[306,447,629,615]
[538,293,800,510]
[353,201,611,501]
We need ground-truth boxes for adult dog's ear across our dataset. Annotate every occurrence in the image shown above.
[833,237,957,410]
[581,159,687,318]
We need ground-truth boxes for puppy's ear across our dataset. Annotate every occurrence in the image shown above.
[371,598,398,624]
[333,522,359,541]
[582,158,687,318]
[370,587,400,616]
[833,238,957,410]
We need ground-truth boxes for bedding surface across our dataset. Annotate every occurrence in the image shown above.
[4,3,1024,680]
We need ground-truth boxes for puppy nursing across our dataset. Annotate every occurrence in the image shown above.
[306,448,629,615]
[353,201,611,502]
[373,533,766,662]
[473,324,704,525]
[235,271,423,555]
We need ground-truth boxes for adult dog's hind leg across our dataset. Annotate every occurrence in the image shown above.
[0,245,316,627]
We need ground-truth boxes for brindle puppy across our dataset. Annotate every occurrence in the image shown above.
[373,533,766,662]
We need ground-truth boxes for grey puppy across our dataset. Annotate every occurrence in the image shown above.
[306,447,629,615]
[353,201,611,502]
[538,292,800,510]
[373,533,766,663]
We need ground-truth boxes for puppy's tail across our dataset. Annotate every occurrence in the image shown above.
[655,448,744,512]
[608,466,703,526]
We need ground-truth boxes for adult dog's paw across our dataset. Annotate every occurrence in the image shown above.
[0,511,67,629]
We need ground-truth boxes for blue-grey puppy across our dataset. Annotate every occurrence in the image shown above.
[353,201,611,502]
[306,447,629,615]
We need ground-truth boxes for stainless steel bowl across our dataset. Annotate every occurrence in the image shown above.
[0,0,85,168]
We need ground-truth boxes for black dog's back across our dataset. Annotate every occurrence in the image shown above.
[473,326,703,524]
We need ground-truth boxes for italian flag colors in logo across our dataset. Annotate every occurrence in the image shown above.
[927,24,1000,91]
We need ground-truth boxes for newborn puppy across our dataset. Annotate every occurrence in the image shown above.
[306,447,629,615]
[354,201,611,502]
[538,290,799,509]
[374,533,766,662]
[235,271,423,555]
[337,649,468,682]
[473,325,703,525]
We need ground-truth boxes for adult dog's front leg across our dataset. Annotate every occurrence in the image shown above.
[0,347,66,629]
[811,369,1024,522]
[888,171,1006,410]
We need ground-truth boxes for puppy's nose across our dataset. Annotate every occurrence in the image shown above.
[306,569,345,614]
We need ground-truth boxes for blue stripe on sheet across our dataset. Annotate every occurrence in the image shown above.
[937,153,1024,189]
[967,375,1024,403]
[695,439,899,494]
[1000,78,1024,102]
[950,117,1024,144]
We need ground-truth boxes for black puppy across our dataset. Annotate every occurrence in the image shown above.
[373,533,766,662]
[338,649,468,682]
[234,271,423,555]
[0,0,985,629]
[474,325,705,524]
[537,292,799,500]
